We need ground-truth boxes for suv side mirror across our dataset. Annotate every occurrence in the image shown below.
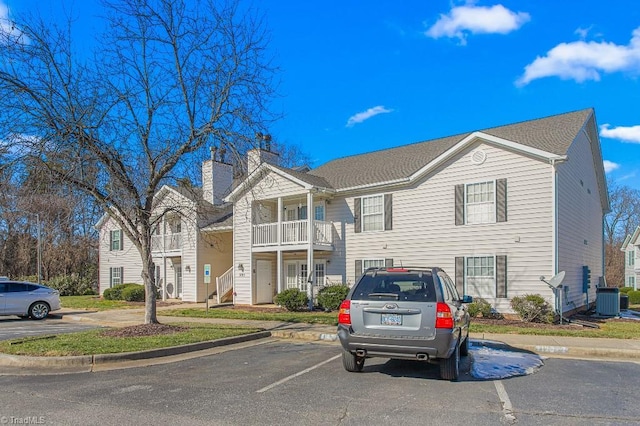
[461,295,473,304]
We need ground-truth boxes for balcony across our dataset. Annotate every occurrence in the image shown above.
[151,233,183,253]
[253,220,333,248]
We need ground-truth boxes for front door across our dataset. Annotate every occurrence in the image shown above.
[285,261,308,292]
[256,260,272,304]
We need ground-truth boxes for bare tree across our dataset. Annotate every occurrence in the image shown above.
[0,0,276,323]
[604,183,640,286]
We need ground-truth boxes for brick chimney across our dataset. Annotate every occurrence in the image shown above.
[202,147,233,205]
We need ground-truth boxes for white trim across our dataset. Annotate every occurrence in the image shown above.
[552,159,558,276]
[362,258,385,272]
[225,163,335,202]
[464,255,497,299]
[464,180,496,225]
[361,194,385,232]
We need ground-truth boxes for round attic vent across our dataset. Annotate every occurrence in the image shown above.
[470,149,487,165]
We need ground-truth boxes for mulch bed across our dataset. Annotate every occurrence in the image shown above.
[101,324,187,338]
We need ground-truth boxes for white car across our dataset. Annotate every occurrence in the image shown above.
[0,281,61,320]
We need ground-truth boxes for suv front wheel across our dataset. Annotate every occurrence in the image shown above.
[342,348,365,372]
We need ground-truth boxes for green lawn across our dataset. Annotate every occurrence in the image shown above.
[61,296,640,339]
[0,323,261,356]
[161,308,338,326]
[470,320,640,339]
[61,295,136,310]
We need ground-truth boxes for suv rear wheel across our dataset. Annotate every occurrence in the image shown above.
[460,334,469,356]
[439,340,460,381]
[342,348,365,372]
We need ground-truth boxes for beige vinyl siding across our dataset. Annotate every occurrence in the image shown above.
[197,231,233,302]
[177,209,198,302]
[233,195,253,305]
[98,217,143,293]
[556,128,606,309]
[325,199,348,284]
[153,191,199,301]
[340,140,555,312]
[232,169,308,304]
[623,246,639,288]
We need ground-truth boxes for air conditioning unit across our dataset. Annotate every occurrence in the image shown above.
[595,287,620,316]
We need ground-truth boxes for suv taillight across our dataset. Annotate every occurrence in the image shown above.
[338,300,351,325]
[435,302,454,329]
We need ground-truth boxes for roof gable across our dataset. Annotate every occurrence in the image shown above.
[308,109,593,191]
[225,163,334,201]
[631,226,640,246]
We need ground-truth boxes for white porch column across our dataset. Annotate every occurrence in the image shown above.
[277,196,283,295]
[307,191,314,310]
[277,197,282,245]
[162,257,167,302]
[277,249,283,294]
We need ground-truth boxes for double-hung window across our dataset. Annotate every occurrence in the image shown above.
[466,181,495,224]
[110,267,123,287]
[455,179,506,226]
[629,250,635,267]
[362,259,385,272]
[465,256,496,298]
[110,230,122,251]
[362,195,384,232]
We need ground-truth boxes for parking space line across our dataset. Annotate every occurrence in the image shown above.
[494,380,516,423]
[256,354,341,393]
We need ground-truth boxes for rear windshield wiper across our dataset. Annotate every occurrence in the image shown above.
[367,293,399,300]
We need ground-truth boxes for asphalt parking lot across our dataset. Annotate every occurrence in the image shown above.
[1,339,639,425]
[0,316,100,341]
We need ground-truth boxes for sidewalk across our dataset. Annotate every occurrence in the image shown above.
[2,305,639,374]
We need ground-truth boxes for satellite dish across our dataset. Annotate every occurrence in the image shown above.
[548,271,565,288]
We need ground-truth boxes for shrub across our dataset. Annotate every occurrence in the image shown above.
[47,275,95,296]
[467,298,493,318]
[274,288,309,311]
[628,290,640,305]
[317,285,350,311]
[510,294,554,323]
[121,284,145,302]
[103,283,139,300]
[619,287,634,294]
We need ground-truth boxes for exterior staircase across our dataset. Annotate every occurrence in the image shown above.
[214,266,233,304]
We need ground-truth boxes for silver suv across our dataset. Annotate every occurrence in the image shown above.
[337,267,472,380]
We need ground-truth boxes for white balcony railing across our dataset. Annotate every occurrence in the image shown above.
[253,223,278,246]
[151,233,182,252]
[252,220,332,246]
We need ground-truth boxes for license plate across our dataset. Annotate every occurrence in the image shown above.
[381,313,402,326]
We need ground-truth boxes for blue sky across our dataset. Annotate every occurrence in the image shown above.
[4,0,640,189]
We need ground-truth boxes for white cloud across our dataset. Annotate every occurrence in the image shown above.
[346,106,393,127]
[517,27,640,86]
[574,26,592,40]
[425,4,530,45]
[603,160,620,173]
[600,124,640,144]
[0,1,29,45]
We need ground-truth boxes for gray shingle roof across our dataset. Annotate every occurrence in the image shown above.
[270,164,333,189]
[307,109,593,190]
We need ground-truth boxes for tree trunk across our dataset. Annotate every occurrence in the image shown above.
[140,241,158,324]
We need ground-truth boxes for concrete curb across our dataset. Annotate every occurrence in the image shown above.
[519,344,640,360]
[0,331,271,370]
[270,330,338,342]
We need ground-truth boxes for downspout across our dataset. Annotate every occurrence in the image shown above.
[551,158,559,316]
